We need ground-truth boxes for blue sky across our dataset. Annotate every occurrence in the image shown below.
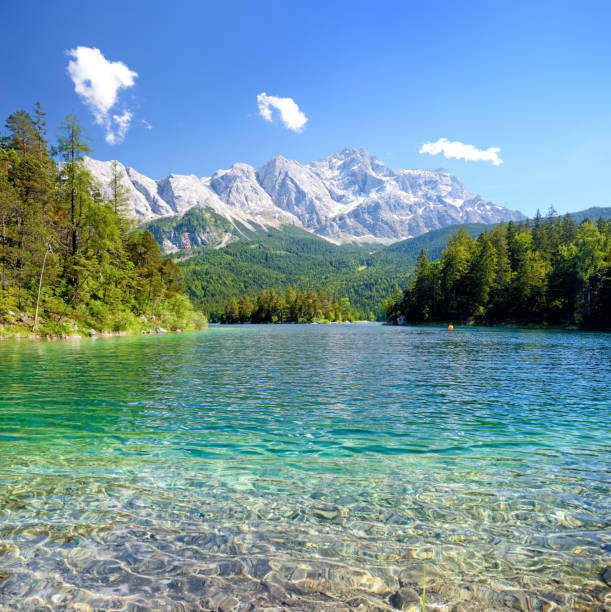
[2,0,610,217]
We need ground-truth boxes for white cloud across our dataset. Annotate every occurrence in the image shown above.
[419,138,503,166]
[141,119,153,130]
[105,111,133,145]
[257,92,308,132]
[67,46,138,144]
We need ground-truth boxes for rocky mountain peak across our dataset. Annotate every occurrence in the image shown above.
[84,149,524,245]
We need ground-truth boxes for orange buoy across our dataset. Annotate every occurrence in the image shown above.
[448,324,454,330]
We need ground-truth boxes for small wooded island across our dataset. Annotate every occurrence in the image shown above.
[220,289,357,323]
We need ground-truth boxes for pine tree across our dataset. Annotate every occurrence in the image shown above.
[0,105,203,335]
[33,102,48,162]
[0,167,19,296]
[5,110,37,157]
[386,214,610,330]
[413,248,431,320]
[109,160,132,231]
[464,233,497,317]
[238,294,253,322]
[573,221,604,320]
[440,228,474,317]
[54,115,92,256]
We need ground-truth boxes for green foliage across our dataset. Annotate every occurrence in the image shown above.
[108,160,133,236]
[177,226,403,320]
[143,206,237,251]
[387,212,611,330]
[0,104,205,337]
[221,287,357,324]
[383,223,490,262]
[174,222,491,322]
[157,294,207,330]
[422,565,426,611]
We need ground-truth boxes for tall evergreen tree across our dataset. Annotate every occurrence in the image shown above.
[109,160,131,222]
[54,115,92,256]
[5,110,38,157]
[33,102,48,161]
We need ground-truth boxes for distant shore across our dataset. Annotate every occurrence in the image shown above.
[387,319,610,332]
[215,319,375,326]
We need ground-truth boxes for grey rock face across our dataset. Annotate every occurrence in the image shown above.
[85,149,524,245]
[256,156,340,227]
[211,162,301,226]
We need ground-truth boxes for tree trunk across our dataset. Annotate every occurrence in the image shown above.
[33,244,50,331]
[71,190,77,255]
[1,215,6,293]
[16,217,23,310]
[71,128,77,255]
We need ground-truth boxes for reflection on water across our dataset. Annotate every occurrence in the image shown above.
[0,325,610,610]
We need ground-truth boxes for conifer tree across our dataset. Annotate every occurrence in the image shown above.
[5,110,37,157]
[109,160,132,229]
[54,115,92,256]
[33,102,48,161]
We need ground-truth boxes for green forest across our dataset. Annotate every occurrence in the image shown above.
[386,210,611,330]
[168,220,494,321]
[221,288,357,323]
[175,225,392,320]
[0,105,206,338]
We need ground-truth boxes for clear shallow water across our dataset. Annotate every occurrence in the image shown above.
[0,324,609,611]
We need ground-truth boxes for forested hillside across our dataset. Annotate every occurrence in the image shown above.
[144,206,240,251]
[171,221,491,320]
[0,105,206,337]
[373,222,491,264]
[567,206,611,225]
[176,226,392,320]
[386,210,611,330]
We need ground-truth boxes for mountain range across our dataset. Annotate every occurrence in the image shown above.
[85,148,524,248]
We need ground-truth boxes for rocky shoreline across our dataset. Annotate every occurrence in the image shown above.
[0,310,197,341]
[0,325,186,342]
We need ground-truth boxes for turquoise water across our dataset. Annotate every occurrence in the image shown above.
[0,324,609,611]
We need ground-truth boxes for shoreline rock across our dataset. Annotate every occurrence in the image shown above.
[1,327,195,342]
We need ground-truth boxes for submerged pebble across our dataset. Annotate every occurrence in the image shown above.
[0,325,609,610]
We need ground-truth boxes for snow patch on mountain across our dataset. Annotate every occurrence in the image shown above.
[85,149,524,244]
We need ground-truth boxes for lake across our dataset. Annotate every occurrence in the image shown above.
[0,324,609,611]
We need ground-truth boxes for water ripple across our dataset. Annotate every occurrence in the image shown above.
[0,324,610,610]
